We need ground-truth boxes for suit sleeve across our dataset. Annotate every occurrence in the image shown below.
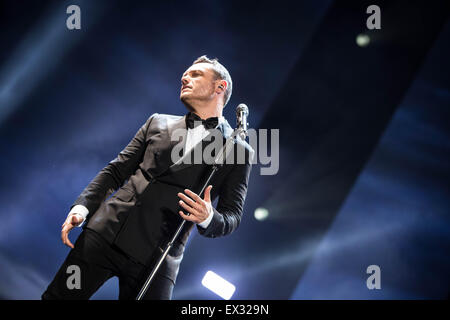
[197,146,253,238]
[71,113,157,216]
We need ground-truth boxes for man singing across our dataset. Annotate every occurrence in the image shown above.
[42,55,253,300]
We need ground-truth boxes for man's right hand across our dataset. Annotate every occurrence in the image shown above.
[61,214,84,248]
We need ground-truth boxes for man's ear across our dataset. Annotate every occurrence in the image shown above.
[216,80,227,93]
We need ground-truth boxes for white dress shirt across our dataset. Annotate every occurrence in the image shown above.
[69,116,225,230]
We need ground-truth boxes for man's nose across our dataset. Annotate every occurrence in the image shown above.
[181,77,189,86]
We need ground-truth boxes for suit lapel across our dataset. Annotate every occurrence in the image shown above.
[167,114,188,154]
[159,117,233,176]
[218,118,233,141]
[149,115,186,178]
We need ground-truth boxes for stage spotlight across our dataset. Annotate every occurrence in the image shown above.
[201,271,236,300]
[356,33,370,47]
[254,207,269,221]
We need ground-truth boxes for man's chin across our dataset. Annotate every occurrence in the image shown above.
[180,92,191,101]
[180,96,195,111]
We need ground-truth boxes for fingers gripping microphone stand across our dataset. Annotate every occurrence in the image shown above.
[136,104,249,300]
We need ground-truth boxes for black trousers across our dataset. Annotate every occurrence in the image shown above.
[42,228,174,300]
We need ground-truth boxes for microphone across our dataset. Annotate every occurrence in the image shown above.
[236,103,249,140]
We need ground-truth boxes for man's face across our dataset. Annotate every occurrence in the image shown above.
[180,63,217,108]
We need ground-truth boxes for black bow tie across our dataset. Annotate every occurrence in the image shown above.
[185,112,219,130]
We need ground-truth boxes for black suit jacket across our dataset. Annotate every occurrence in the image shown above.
[72,113,253,283]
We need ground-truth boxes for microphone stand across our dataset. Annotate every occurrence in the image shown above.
[136,124,248,300]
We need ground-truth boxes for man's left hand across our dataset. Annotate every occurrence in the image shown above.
[177,185,213,224]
